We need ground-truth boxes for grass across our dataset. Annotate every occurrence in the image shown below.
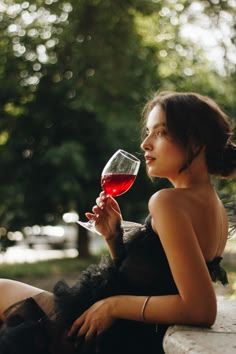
[0,256,99,280]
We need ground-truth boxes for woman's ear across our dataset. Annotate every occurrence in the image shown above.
[186,143,205,167]
[190,141,205,155]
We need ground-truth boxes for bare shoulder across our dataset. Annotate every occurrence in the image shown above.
[148,187,207,219]
[149,187,228,261]
[149,188,187,212]
[148,188,193,238]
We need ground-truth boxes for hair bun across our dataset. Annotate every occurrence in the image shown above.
[220,142,236,178]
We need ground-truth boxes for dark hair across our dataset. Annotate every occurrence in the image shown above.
[142,91,236,178]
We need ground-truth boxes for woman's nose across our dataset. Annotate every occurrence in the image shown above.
[140,136,152,151]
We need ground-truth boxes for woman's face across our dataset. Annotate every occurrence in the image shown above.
[141,105,187,178]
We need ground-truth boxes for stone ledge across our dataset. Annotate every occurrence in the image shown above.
[163,297,236,354]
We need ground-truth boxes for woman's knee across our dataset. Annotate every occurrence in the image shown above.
[0,278,13,297]
[0,279,24,297]
[0,279,12,318]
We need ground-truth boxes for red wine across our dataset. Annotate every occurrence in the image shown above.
[101,173,136,197]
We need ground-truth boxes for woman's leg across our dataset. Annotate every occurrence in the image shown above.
[0,279,51,321]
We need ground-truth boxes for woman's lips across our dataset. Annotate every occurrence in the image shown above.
[145,156,156,164]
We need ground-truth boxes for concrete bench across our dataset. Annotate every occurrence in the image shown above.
[163,297,236,354]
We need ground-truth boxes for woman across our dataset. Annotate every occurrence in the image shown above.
[0,91,235,354]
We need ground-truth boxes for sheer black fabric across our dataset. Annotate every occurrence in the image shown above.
[0,297,51,354]
[0,215,228,354]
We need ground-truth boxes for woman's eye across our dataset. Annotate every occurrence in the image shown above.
[155,131,166,137]
[144,130,167,138]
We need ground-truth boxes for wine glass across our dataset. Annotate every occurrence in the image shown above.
[77,149,140,234]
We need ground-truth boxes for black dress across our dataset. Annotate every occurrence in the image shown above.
[0,215,228,354]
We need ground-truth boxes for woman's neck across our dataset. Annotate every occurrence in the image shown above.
[169,152,213,189]
[168,169,213,189]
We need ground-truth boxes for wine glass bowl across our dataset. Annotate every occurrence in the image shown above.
[101,173,136,197]
[77,149,140,234]
[101,150,140,197]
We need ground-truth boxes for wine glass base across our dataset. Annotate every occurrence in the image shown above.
[77,220,101,235]
[121,220,142,229]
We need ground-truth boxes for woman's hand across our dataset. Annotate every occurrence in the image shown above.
[67,298,115,343]
[85,191,122,240]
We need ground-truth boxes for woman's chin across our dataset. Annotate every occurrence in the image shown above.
[147,169,160,178]
[147,167,166,178]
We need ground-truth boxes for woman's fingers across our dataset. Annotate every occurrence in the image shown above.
[93,193,121,215]
[78,321,89,337]
[68,313,86,337]
[96,197,105,209]
[84,194,122,233]
[100,191,107,199]
[92,205,100,214]
[85,212,95,220]
[84,327,96,342]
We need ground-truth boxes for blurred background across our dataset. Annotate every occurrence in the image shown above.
[0,0,235,297]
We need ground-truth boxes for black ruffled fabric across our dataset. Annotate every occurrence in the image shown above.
[0,215,229,354]
[206,256,229,286]
[53,256,124,327]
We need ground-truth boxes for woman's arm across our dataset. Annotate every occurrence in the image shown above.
[148,189,216,325]
[110,291,214,327]
[109,190,217,327]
